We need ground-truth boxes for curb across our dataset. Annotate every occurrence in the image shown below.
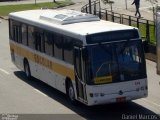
[0,2,75,21]
[0,16,8,20]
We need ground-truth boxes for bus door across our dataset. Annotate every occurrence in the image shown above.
[74,47,87,102]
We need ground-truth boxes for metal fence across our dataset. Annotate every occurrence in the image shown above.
[81,0,156,45]
[81,0,101,15]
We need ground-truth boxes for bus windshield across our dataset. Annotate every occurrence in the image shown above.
[86,40,146,85]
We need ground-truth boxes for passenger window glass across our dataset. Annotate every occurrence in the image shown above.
[22,24,28,46]
[28,26,35,49]
[63,36,73,64]
[44,32,54,56]
[54,34,63,60]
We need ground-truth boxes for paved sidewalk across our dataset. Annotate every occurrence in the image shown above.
[114,8,153,21]
[101,0,160,21]
[0,0,61,5]
[0,0,159,21]
[0,0,87,20]
[0,0,87,6]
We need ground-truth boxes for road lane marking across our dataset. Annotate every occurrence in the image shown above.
[34,89,47,97]
[0,68,10,75]
[142,98,160,107]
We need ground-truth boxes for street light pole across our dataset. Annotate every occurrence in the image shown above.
[125,0,128,10]
[89,0,92,14]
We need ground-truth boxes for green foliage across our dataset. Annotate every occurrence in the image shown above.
[0,1,74,16]
[132,23,156,45]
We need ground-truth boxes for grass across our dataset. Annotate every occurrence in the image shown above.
[0,0,74,16]
[131,23,156,45]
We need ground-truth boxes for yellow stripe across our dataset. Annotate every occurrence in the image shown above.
[10,42,75,80]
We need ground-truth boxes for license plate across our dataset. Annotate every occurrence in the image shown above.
[116,97,126,102]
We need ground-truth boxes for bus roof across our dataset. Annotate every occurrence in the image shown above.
[9,9,137,37]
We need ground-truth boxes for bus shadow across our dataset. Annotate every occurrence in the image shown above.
[14,71,160,120]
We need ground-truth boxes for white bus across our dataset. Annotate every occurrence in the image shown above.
[9,9,148,106]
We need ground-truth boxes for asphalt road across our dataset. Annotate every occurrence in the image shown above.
[0,17,160,120]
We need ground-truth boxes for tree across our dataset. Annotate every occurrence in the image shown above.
[53,0,56,2]
[101,0,114,11]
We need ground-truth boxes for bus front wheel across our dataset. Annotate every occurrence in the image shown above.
[68,82,76,105]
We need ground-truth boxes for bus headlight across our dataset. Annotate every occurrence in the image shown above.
[89,93,99,97]
[100,93,105,97]
[89,93,93,97]
[89,93,105,97]
[136,86,147,91]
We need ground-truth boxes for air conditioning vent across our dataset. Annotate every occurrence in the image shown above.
[39,9,100,25]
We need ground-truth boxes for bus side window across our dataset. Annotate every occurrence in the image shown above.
[21,24,28,46]
[35,32,41,52]
[54,34,63,60]
[40,33,45,53]
[44,32,54,56]
[63,36,73,64]
[34,29,44,52]
[9,19,13,40]
[10,20,21,43]
[13,25,16,42]
[28,26,35,49]
[13,25,21,43]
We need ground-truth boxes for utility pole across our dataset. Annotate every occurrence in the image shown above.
[125,0,128,10]
[89,0,92,14]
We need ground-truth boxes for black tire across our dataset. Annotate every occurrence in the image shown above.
[67,82,77,105]
[24,60,31,80]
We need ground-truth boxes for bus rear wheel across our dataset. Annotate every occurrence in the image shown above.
[24,60,31,79]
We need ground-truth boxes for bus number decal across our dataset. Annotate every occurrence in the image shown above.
[95,76,112,84]
[34,54,52,70]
